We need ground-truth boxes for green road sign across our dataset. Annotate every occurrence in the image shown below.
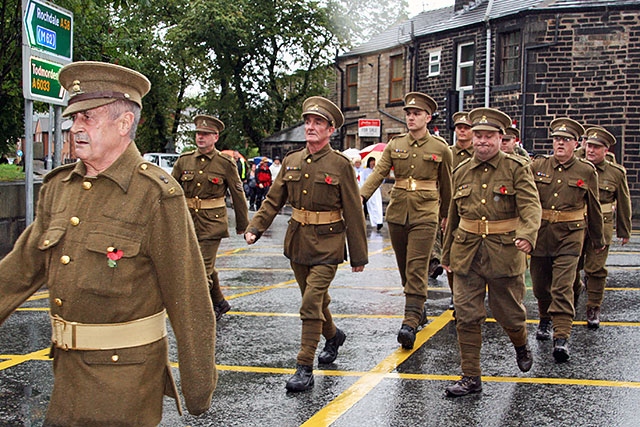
[24,0,73,61]
[26,56,66,105]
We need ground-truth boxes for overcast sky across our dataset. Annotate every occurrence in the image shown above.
[407,0,455,17]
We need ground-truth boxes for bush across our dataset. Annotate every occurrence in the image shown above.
[0,164,25,182]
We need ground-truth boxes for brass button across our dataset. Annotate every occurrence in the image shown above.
[197,183,201,187]
[82,181,92,190]
[553,193,558,197]
[288,175,293,179]
[60,255,70,265]
[111,355,119,362]
[481,216,486,221]
[140,164,148,170]
[557,179,562,183]
[304,174,309,179]
[194,208,199,213]
[482,184,487,189]
[482,234,487,238]
[551,205,556,210]
[54,298,63,307]
[306,158,312,163]
[410,165,415,169]
[199,170,203,174]
[481,199,486,204]
[201,158,205,162]
[302,190,308,195]
[412,154,417,157]
[300,207,306,211]
[43,239,50,247]
[558,167,563,172]
[215,214,219,218]
[70,217,80,226]
[484,168,488,172]
[107,246,115,252]
[168,187,176,194]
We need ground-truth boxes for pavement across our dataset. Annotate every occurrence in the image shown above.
[1,209,640,426]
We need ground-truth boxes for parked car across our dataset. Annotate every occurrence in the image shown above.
[143,152,179,174]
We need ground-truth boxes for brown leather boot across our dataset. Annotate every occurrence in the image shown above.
[586,306,601,329]
[445,376,482,397]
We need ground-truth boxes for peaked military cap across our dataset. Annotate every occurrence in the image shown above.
[452,111,472,127]
[302,96,344,129]
[468,107,511,134]
[194,115,224,133]
[59,61,151,117]
[503,126,520,139]
[403,92,437,115]
[584,126,616,148]
[550,118,584,140]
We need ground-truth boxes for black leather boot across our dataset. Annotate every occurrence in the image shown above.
[397,325,416,349]
[318,328,346,364]
[553,338,570,363]
[515,344,533,372]
[445,376,482,397]
[285,364,314,392]
[536,318,552,341]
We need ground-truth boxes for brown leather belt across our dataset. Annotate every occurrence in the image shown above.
[186,197,225,210]
[393,178,437,191]
[291,207,342,225]
[50,310,167,351]
[600,202,613,215]
[458,217,519,235]
[541,208,586,223]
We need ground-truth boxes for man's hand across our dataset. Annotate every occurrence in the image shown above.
[352,265,365,272]
[245,232,257,245]
[440,217,448,233]
[515,238,532,254]
[595,245,607,254]
[620,237,630,246]
[442,265,452,273]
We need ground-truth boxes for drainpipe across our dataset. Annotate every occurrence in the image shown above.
[334,55,345,148]
[410,20,417,91]
[521,14,559,149]
[484,0,495,107]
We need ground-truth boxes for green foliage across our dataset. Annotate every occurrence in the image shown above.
[0,163,25,182]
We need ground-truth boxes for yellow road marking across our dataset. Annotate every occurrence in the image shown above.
[300,311,454,427]
[0,349,50,370]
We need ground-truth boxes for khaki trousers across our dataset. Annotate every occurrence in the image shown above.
[453,245,528,376]
[290,262,338,365]
[198,239,224,303]
[530,255,579,339]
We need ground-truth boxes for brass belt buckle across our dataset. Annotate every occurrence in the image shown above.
[408,177,416,191]
[52,316,69,350]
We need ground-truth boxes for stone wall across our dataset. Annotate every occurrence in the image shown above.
[0,182,40,258]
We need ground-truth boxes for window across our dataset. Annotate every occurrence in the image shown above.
[498,31,521,85]
[429,50,441,77]
[456,42,475,91]
[389,55,404,102]
[346,64,358,107]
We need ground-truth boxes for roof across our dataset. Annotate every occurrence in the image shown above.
[262,122,306,144]
[340,0,640,58]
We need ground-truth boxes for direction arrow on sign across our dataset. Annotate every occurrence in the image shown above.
[24,0,73,61]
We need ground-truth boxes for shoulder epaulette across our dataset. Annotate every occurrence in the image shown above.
[453,157,472,173]
[137,162,183,198]
[217,151,236,165]
[179,150,195,157]
[284,147,305,158]
[578,157,597,171]
[533,153,549,160]
[505,153,528,166]
[42,163,76,183]
[432,134,448,145]
[608,160,627,174]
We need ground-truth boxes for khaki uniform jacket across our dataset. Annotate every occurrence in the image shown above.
[0,143,216,426]
[247,144,368,267]
[530,155,605,256]
[592,160,632,243]
[172,149,249,239]
[442,152,542,278]
[450,144,474,169]
[360,133,453,224]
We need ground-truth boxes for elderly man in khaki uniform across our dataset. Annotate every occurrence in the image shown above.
[572,126,631,328]
[245,96,368,392]
[360,92,452,350]
[442,108,541,397]
[0,62,217,425]
[530,118,605,363]
[172,115,249,320]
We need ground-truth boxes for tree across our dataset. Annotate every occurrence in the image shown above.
[0,0,24,154]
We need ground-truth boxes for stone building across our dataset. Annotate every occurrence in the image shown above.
[335,0,640,215]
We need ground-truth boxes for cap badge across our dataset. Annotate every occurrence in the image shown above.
[479,115,488,124]
[309,104,320,111]
[590,131,598,139]
[202,120,208,127]
[408,98,416,105]
[71,80,83,97]
[559,124,567,131]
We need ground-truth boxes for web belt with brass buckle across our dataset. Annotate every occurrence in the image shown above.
[291,207,342,225]
[393,178,437,192]
[541,208,586,224]
[50,309,167,351]
[458,217,519,235]
[186,196,225,211]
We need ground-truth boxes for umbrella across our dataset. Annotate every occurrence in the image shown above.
[360,143,387,163]
[342,148,361,160]
[253,156,272,166]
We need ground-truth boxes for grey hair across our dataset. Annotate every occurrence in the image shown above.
[105,100,142,140]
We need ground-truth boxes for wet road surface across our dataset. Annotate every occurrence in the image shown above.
[1,209,640,426]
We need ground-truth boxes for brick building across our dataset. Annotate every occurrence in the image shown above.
[335,0,640,215]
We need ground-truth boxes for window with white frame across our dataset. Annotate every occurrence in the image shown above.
[428,50,441,77]
[456,42,474,91]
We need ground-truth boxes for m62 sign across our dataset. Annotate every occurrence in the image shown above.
[23,0,73,61]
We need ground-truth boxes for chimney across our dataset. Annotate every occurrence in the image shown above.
[454,0,474,12]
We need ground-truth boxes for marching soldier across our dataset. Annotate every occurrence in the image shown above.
[500,126,530,162]
[360,92,452,350]
[530,118,605,363]
[442,108,541,397]
[573,126,631,328]
[0,61,217,425]
[245,96,368,392]
[172,115,250,321]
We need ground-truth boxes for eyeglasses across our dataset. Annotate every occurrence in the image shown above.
[553,136,574,143]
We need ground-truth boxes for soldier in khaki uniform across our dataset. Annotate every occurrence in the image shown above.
[500,126,530,162]
[172,115,249,320]
[360,92,452,350]
[0,62,217,425]
[530,118,605,363]
[442,108,541,397]
[572,126,631,328]
[245,97,368,392]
